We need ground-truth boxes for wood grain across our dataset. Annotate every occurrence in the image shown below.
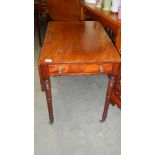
[39,21,120,65]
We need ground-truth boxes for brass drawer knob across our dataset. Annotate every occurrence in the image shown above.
[58,67,63,74]
[99,66,104,73]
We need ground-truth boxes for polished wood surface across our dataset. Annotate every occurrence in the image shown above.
[45,0,80,21]
[38,21,120,123]
[39,21,120,64]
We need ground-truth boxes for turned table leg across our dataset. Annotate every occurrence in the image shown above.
[44,79,54,124]
[100,76,116,123]
[38,65,45,92]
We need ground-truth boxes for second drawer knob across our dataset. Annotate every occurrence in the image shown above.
[99,66,104,73]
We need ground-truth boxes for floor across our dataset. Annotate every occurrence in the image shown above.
[34,19,121,155]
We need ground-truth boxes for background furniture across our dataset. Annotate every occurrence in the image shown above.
[38,21,120,123]
[34,0,48,46]
[45,0,80,21]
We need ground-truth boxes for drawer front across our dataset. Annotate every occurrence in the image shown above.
[49,64,112,75]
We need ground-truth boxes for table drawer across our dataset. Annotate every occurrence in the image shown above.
[49,64,112,75]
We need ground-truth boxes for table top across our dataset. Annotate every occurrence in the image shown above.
[80,1,121,27]
[39,21,120,65]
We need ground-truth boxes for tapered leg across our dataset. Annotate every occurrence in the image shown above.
[44,79,54,124]
[100,76,116,123]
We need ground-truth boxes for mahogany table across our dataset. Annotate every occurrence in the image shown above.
[38,21,120,124]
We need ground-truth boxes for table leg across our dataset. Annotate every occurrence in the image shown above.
[40,80,45,92]
[39,65,45,92]
[100,76,116,123]
[44,79,54,124]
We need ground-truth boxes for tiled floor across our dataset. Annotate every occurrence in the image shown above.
[34,20,121,155]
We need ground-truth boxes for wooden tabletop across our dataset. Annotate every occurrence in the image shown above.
[39,21,120,64]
